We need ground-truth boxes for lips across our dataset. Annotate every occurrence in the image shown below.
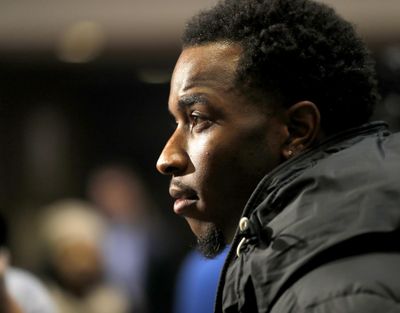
[172,198,197,214]
[169,183,199,215]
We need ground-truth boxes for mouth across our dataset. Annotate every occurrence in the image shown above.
[173,198,198,214]
[169,184,199,215]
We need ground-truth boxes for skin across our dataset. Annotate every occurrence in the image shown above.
[156,42,321,250]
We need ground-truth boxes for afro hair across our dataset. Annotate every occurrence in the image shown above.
[182,0,380,134]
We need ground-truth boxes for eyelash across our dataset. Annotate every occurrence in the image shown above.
[189,111,211,132]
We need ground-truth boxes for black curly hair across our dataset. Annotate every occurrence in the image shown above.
[182,0,380,135]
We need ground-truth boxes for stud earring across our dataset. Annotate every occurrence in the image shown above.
[287,150,293,157]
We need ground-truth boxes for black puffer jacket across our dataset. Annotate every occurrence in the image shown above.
[215,122,400,313]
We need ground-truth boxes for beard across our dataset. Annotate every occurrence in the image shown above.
[196,224,226,259]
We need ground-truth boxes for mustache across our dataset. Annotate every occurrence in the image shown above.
[169,179,199,200]
[169,179,193,192]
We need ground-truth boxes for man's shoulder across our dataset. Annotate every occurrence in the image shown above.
[272,252,400,313]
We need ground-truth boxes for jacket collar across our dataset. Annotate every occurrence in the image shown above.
[215,121,395,311]
[244,121,390,219]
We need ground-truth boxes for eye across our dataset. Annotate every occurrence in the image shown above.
[191,114,201,126]
[189,111,212,132]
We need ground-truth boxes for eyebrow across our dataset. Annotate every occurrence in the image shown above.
[178,94,209,110]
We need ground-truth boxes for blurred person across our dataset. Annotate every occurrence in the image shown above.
[87,164,175,313]
[156,0,400,312]
[4,262,58,313]
[39,199,129,313]
[0,215,56,313]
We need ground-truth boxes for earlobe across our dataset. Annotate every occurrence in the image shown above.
[282,101,321,159]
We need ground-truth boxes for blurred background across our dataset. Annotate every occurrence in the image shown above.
[0,0,399,312]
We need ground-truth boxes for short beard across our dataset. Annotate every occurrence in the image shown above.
[196,225,226,259]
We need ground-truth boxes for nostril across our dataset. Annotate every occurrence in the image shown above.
[156,150,188,175]
[157,159,188,176]
[157,137,188,175]
[156,159,180,175]
[163,165,180,175]
[156,161,168,175]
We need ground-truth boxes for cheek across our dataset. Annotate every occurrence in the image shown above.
[187,136,213,173]
[187,127,281,197]
[188,131,269,178]
[191,134,223,158]
[192,140,243,193]
[187,137,231,198]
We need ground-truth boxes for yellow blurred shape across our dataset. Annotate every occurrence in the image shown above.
[57,21,106,63]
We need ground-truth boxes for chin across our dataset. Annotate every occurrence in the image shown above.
[195,223,227,259]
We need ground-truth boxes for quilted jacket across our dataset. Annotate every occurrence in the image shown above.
[215,122,400,313]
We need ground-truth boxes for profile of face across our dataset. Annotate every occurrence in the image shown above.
[156,42,290,257]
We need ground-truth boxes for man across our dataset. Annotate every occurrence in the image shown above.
[156,0,400,312]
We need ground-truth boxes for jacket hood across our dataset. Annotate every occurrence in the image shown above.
[218,122,400,312]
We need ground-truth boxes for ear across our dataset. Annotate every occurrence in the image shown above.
[282,101,321,159]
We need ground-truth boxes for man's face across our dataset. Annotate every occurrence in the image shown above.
[156,42,288,257]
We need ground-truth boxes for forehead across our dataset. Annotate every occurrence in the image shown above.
[170,42,242,96]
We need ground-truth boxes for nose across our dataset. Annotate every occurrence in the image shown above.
[156,131,188,176]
